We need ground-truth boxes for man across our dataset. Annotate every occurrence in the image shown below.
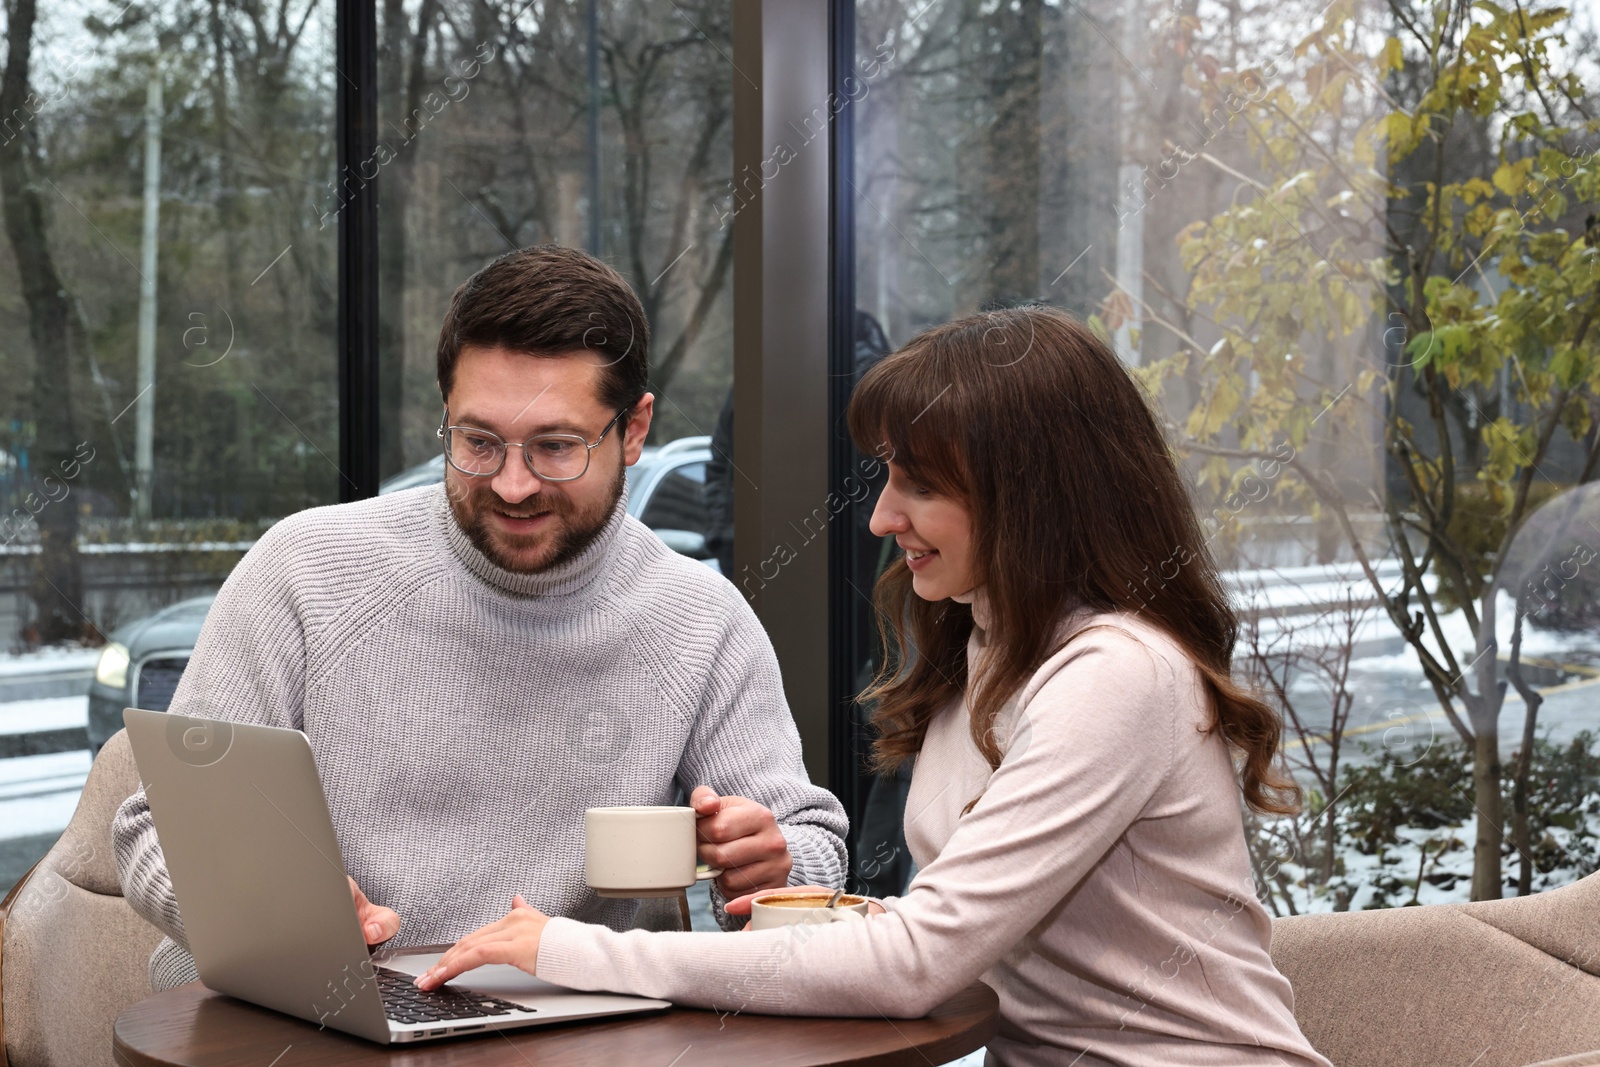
[112,245,848,990]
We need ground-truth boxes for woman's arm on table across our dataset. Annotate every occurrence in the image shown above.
[420,631,1182,1020]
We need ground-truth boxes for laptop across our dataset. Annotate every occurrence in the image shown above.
[122,707,671,1044]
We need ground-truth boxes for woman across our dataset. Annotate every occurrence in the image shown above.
[417,306,1331,1067]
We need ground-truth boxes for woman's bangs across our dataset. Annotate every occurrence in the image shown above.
[848,347,967,497]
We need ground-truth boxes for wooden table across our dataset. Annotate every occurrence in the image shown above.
[113,980,999,1066]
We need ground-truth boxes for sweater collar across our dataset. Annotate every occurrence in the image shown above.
[954,585,1101,653]
[433,481,629,599]
[949,585,992,633]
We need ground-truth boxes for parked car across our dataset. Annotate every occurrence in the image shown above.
[87,437,715,752]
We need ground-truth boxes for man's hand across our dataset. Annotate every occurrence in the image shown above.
[349,876,400,945]
[414,895,549,990]
[690,785,793,899]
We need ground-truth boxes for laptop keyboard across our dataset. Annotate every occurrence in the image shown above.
[375,967,531,1025]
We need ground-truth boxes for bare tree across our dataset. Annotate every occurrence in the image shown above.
[1236,580,1374,911]
[0,0,90,644]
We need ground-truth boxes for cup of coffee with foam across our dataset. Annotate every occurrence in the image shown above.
[585,806,723,898]
[749,889,870,931]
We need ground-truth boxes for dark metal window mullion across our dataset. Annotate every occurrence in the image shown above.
[336,0,381,502]
[826,0,868,832]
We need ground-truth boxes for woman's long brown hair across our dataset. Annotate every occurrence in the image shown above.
[849,305,1299,816]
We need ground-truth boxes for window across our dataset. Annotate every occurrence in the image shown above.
[0,0,338,888]
[373,0,735,481]
[838,0,1600,908]
[0,0,736,896]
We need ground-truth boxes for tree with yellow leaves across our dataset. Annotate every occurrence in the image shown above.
[1134,0,1599,901]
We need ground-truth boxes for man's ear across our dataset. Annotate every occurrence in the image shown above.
[623,394,655,465]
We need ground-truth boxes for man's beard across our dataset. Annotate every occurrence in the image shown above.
[446,463,625,575]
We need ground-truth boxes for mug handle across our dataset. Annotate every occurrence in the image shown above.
[696,866,724,881]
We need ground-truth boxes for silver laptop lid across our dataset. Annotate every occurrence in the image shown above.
[123,708,392,1042]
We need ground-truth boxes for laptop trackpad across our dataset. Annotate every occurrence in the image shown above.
[379,950,662,1013]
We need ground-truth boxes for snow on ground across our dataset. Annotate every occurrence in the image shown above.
[1261,795,1600,915]
[1330,591,1599,677]
[0,749,91,837]
[0,696,87,735]
[0,647,99,675]
[1337,819,1482,912]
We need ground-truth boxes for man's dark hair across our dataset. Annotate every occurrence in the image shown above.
[436,245,651,419]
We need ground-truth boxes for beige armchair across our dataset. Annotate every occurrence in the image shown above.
[0,729,164,1067]
[1272,871,1600,1067]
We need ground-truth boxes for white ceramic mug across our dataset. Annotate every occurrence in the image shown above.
[584,805,723,898]
[749,890,870,931]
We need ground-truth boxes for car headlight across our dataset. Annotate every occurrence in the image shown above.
[95,642,130,689]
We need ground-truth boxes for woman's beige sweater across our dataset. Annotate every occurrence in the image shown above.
[536,593,1331,1067]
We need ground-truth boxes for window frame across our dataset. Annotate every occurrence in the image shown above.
[334,0,867,824]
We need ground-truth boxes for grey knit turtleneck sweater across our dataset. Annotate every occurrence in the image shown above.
[111,483,849,991]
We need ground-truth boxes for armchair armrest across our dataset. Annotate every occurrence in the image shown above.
[0,860,45,1067]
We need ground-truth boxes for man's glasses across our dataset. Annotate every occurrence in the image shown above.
[437,407,628,483]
